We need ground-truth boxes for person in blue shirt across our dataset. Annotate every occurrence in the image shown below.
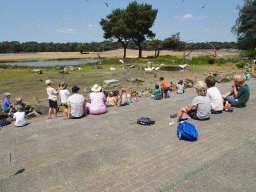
[2,92,14,114]
[246,70,250,80]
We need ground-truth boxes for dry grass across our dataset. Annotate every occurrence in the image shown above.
[0,49,238,62]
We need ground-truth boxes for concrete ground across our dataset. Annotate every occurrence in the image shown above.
[0,79,255,192]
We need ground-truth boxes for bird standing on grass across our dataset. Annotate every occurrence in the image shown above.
[119,59,124,64]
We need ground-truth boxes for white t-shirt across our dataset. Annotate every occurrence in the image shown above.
[177,84,184,94]
[207,87,223,111]
[59,89,70,103]
[47,87,58,101]
[67,93,85,117]
[192,95,211,119]
[13,111,26,127]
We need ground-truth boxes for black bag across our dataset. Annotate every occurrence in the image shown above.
[0,119,11,127]
[137,117,155,125]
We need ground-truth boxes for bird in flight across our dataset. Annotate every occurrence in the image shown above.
[202,6,204,8]
[105,2,108,7]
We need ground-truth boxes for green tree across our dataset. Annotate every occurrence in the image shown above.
[100,8,131,58]
[122,1,158,58]
[232,0,256,50]
[76,43,87,54]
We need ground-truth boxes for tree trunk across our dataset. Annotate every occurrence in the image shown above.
[123,45,127,58]
[138,44,142,58]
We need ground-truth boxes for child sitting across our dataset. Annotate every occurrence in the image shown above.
[222,75,250,107]
[205,76,223,114]
[13,105,27,127]
[106,92,117,107]
[176,80,184,94]
[117,88,129,107]
[2,93,14,115]
[246,70,250,80]
[152,84,162,100]
[127,94,135,103]
[171,81,211,124]
[59,82,70,116]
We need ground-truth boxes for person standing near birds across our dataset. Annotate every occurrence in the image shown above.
[46,80,59,119]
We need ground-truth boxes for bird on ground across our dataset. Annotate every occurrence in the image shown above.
[110,68,116,70]
[105,2,108,7]
[144,66,154,71]
[119,59,124,64]
[155,67,160,70]
[160,63,164,66]
[147,62,151,64]
[78,67,82,70]
[179,64,188,71]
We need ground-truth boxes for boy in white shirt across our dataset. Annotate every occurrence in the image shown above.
[59,82,70,116]
[13,105,26,127]
[205,76,223,114]
[46,79,59,119]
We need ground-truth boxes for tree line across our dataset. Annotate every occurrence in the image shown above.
[0,40,238,54]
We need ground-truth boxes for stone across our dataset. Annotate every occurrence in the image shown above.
[129,78,138,82]
[0,111,8,119]
[34,105,49,114]
[84,87,90,93]
[187,82,193,88]
[68,66,75,71]
[103,87,119,97]
[27,111,40,118]
[225,76,233,81]
[215,75,224,83]
[103,80,119,86]
[137,91,142,97]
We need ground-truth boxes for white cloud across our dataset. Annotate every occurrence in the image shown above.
[174,15,181,19]
[194,16,208,20]
[182,14,193,20]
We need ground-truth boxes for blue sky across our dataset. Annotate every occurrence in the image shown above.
[0,0,244,44]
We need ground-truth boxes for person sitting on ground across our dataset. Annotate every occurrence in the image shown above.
[13,105,27,127]
[67,86,85,119]
[159,77,170,98]
[176,80,184,94]
[246,70,250,81]
[222,75,250,108]
[86,84,107,114]
[117,88,129,107]
[46,79,59,119]
[171,81,211,124]
[2,93,14,115]
[15,98,30,113]
[205,76,223,114]
[106,92,116,107]
[152,84,162,100]
[59,82,70,116]
[127,94,135,103]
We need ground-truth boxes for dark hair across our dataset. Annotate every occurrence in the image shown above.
[159,77,164,81]
[179,80,183,84]
[155,84,159,89]
[205,76,216,88]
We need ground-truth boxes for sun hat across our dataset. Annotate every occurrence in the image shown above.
[194,81,207,90]
[127,94,131,98]
[91,84,101,92]
[16,98,22,102]
[15,105,24,112]
[45,79,52,85]
[60,82,67,89]
[4,92,11,96]
[72,86,80,93]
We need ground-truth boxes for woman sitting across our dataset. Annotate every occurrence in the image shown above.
[87,84,107,115]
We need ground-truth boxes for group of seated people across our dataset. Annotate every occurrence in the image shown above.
[1,73,250,127]
[170,74,250,124]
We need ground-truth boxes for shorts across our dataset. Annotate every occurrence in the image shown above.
[187,110,199,120]
[211,109,223,114]
[4,107,11,113]
[49,99,58,109]
[163,87,170,93]
[225,96,237,107]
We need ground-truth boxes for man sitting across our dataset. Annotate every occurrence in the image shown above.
[67,86,85,119]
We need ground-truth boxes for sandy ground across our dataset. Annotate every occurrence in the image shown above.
[0,49,238,62]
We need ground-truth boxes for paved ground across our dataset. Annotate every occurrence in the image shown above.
[0,79,255,192]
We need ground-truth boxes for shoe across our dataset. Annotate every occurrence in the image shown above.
[48,116,52,119]
[170,113,178,118]
[54,115,58,118]
[169,119,179,125]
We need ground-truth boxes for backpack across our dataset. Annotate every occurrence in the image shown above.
[137,117,155,125]
[177,122,198,141]
[0,119,11,127]
[132,97,139,102]
[155,91,163,100]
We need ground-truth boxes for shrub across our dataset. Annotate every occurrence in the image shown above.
[236,62,246,68]
[0,64,8,69]
[207,57,215,64]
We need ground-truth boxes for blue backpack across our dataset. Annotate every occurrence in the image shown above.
[0,119,11,127]
[137,117,155,125]
[177,122,198,141]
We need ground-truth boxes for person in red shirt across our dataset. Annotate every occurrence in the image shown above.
[159,77,170,98]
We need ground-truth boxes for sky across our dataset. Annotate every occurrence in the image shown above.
[0,0,244,44]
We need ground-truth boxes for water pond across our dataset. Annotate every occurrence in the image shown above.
[4,59,98,67]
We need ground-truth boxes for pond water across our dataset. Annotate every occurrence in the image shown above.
[3,59,98,67]
[160,66,189,71]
